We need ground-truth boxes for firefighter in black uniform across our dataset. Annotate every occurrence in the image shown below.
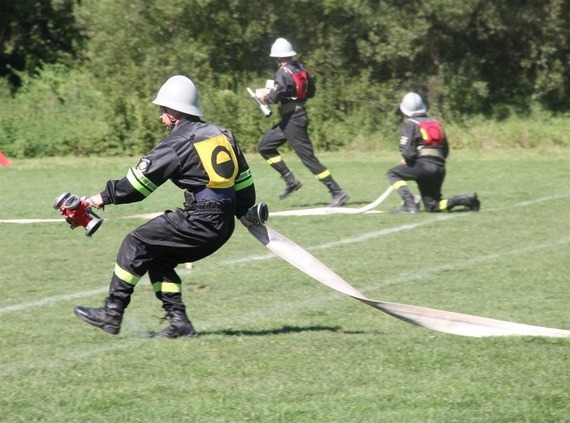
[387,92,480,214]
[258,38,349,207]
[74,75,257,338]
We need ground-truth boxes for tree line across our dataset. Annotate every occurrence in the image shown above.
[0,0,568,158]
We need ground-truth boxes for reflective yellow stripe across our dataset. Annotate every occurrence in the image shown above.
[266,156,282,165]
[393,181,408,190]
[315,169,331,180]
[114,263,141,286]
[439,199,448,211]
[127,168,157,197]
[152,282,181,293]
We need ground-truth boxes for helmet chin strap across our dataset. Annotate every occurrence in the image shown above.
[166,116,178,131]
[161,107,182,131]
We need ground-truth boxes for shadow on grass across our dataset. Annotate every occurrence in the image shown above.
[200,325,370,337]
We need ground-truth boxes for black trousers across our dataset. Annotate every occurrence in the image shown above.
[386,158,446,212]
[109,200,235,305]
[258,109,328,177]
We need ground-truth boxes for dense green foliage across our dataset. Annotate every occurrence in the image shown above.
[1,151,569,421]
[0,0,84,87]
[0,0,568,158]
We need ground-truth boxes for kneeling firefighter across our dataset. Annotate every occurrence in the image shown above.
[386,92,480,214]
[74,75,257,338]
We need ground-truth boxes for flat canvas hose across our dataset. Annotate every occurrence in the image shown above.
[248,224,570,338]
[271,187,393,216]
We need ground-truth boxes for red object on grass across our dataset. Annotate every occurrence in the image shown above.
[0,150,11,166]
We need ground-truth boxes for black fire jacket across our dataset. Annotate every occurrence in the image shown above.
[399,113,450,166]
[265,61,316,105]
[100,117,256,218]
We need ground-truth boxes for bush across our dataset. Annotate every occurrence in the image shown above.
[445,106,570,149]
[0,63,567,158]
[0,65,114,158]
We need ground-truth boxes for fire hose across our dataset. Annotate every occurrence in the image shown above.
[247,209,570,338]
[49,193,570,338]
[270,186,393,216]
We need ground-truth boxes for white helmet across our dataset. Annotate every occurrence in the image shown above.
[152,75,203,116]
[270,38,297,58]
[399,92,426,116]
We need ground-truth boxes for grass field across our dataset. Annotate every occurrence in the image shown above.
[0,149,569,422]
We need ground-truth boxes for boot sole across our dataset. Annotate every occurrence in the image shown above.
[74,307,120,335]
[279,182,303,200]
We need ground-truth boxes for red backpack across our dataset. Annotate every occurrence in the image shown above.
[284,67,309,100]
[291,70,308,99]
[410,119,444,147]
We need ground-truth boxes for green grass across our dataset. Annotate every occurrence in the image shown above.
[0,149,569,422]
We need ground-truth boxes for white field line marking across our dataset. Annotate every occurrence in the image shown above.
[200,237,570,333]
[1,193,568,314]
[0,217,440,314]
[270,208,384,216]
[0,288,108,314]
[220,214,456,265]
[513,194,570,207]
[0,215,457,315]
[360,237,570,292]
[0,237,568,378]
[0,218,63,223]
[1,192,568,223]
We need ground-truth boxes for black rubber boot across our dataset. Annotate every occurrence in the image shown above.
[392,188,419,214]
[323,178,349,207]
[329,191,350,207]
[447,192,480,211]
[279,171,303,200]
[153,307,197,338]
[152,293,197,338]
[74,297,125,335]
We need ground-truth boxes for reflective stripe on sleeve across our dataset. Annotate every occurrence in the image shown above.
[126,168,158,197]
[234,169,254,191]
